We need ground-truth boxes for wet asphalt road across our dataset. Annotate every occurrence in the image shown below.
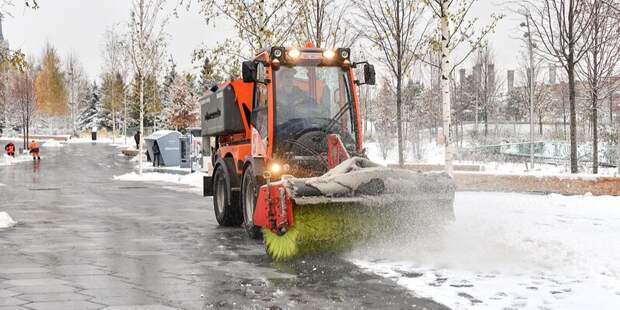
[0,141,448,310]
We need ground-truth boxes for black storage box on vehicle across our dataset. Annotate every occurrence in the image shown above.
[201,84,244,136]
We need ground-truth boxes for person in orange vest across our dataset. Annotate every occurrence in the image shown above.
[4,142,15,157]
[29,140,40,160]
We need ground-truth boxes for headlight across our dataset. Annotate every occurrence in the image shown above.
[287,49,301,59]
[340,49,349,59]
[273,49,283,58]
[270,163,282,174]
[323,50,336,59]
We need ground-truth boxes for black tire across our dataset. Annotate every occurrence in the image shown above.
[241,165,263,239]
[213,164,243,226]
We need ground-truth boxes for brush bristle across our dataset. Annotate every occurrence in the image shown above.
[263,204,383,260]
[263,227,299,261]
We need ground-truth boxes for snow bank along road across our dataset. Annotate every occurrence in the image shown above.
[0,142,445,309]
[350,192,620,310]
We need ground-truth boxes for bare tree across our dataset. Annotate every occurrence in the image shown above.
[183,0,299,76]
[471,44,502,137]
[576,1,620,173]
[294,0,360,48]
[372,79,398,160]
[127,0,168,175]
[425,0,503,175]
[64,54,88,137]
[515,53,553,137]
[102,27,132,144]
[356,0,430,167]
[527,0,594,173]
[11,67,37,150]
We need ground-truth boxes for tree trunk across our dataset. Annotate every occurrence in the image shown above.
[483,107,488,137]
[562,94,567,139]
[440,0,453,175]
[396,76,404,167]
[539,114,543,136]
[124,99,128,146]
[22,118,26,151]
[139,76,145,175]
[610,92,614,127]
[26,116,29,152]
[112,107,116,144]
[568,62,578,173]
[592,88,599,174]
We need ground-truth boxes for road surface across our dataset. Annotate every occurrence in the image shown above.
[0,141,447,310]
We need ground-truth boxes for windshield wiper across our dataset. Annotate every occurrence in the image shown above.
[324,74,354,133]
[323,102,351,133]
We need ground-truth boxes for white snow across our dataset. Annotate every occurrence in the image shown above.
[42,140,65,148]
[114,171,205,192]
[366,141,445,166]
[0,212,17,229]
[349,192,620,310]
[0,154,33,166]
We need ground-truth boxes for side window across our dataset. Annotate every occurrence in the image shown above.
[253,82,268,137]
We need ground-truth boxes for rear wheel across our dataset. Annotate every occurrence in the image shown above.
[213,164,242,226]
[242,165,262,239]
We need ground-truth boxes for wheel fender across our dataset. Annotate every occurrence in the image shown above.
[214,156,240,206]
[243,156,266,184]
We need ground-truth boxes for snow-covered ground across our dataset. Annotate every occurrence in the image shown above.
[366,140,445,165]
[114,171,205,193]
[366,140,619,177]
[0,154,34,166]
[349,192,620,310]
[0,211,17,229]
[42,140,65,148]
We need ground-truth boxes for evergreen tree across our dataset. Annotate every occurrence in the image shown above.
[163,75,198,131]
[79,82,102,130]
[129,74,161,127]
[198,57,222,94]
[158,60,177,128]
[100,72,125,132]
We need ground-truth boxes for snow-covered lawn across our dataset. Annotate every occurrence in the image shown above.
[0,212,17,229]
[42,140,65,148]
[0,154,34,166]
[366,140,619,177]
[349,192,620,310]
[114,171,205,193]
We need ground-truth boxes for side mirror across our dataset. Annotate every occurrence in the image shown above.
[364,64,376,86]
[242,61,257,83]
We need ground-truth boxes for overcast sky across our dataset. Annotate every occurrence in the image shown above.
[4,1,525,83]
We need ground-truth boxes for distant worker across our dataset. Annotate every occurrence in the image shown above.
[152,141,161,167]
[134,131,141,150]
[29,140,40,160]
[4,142,15,157]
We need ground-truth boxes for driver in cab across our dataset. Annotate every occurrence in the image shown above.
[276,67,320,124]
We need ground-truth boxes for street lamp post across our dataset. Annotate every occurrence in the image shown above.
[521,14,536,169]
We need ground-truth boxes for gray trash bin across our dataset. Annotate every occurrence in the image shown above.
[144,130,182,167]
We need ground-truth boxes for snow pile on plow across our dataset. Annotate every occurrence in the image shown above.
[262,157,456,260]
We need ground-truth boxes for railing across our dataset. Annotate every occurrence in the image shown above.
[459,141,618,167]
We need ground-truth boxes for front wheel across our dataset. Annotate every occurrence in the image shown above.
[213,165,242,226]
[242,165,262,239]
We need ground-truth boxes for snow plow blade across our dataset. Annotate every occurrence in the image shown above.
[257,157,456,261]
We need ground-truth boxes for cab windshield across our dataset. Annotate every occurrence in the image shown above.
[274,66,356,152]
